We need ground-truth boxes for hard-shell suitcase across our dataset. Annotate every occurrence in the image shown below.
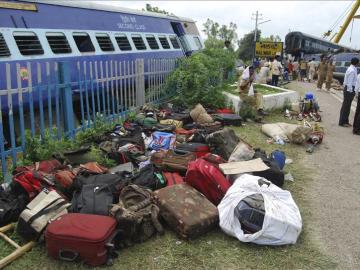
[154,183,218,239]
[213,113,242,127]
[45,213,118,266]
[162,172,184,186]
[151,150,196,175]
[175,143,210,158]
[185,158,231,205]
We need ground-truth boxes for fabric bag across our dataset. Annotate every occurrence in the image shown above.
[160,119,183,128]
[206,128,240,160]
[17,190,70,241]
[151,150,196,175]
[0,190,28,227]
[110,185,164,246]
[248,84,255,96]
[228,140,255,162]
[218,174,302,245]
[149,132,176,151]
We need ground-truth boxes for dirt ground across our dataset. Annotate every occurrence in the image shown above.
[288,81,360,269]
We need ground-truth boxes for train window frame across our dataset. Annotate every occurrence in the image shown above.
[0,33,11,57]
[145,35,159,50]
[45,32,72,54]
[115,34,132,51]
[169,36,180,49]
[131,34,147,50]
[158,36,170,49]
[13,31,44,56]
[193,36,202,49]
[95,33,115,52]
[72,32,95,53]
[345,61,351,67]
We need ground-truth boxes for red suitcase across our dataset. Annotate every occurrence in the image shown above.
[45,213,118,266]
[175,142,210,158]
[162,172,184,186]
[184,158,231,205]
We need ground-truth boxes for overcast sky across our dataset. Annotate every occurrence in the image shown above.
[99,0,360,49]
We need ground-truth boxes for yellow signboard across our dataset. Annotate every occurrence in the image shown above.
[0,1,37,11]
[255,42,283,58]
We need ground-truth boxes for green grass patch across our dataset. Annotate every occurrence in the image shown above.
[0,112,336,270]
[223,83,283,96]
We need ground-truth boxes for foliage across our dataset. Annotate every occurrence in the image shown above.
[88,146,116,168]
[203,19,238,50]
[239,96,257,120]
[143,3,172,15]
[164,48,238,108]
[237,30,261,62]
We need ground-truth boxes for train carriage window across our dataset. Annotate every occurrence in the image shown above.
[158,36,170,49]
[0,33,11,57]
[169,36,180,49]
[146,35,159,50]
[73,32,95,53]
[46,32,71,54]
[115,34,132,51]
[335,61,342,66]
[96,33,114,52]
[193,37,202,49]
[345,61,351,67]
[131,35,146,50]
[13,31,44,56]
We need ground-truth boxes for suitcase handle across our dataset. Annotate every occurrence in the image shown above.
[58,249,79,262]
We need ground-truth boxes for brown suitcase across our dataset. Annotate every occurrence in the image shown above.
[154,183,218,239]
[150,150,196,175]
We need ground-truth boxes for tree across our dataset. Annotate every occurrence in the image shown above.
[143,3,172,15]
[237,30,261,62]
[202,19,238,49]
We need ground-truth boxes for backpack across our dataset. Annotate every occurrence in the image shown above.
[13,171,48,200]
[206,128,240,160]
[0,190,28,227]
[185,158,231,205]
[110,185,164,246]
[130,164,166,190]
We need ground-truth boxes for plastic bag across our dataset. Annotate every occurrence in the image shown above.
[218,174,302,245]
[248,84,254,97]
[149,132,176,151]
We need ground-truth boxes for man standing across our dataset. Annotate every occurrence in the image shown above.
[326,60,335,92]
[353,73,360,135]
[308,58,317,82]
[270,56,282,87]
[292,59,299,81]
[299,59,308,81]
[339,57,359,127]
[317,56,327,91]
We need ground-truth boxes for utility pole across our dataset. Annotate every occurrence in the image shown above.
[252,11,263,62]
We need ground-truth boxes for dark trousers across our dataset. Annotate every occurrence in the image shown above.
[339,88,355,125]
[272,75,279,87]
[353,95,360,133]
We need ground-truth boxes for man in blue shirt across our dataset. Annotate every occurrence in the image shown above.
[339,57,359,127]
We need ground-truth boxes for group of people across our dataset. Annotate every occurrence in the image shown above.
[339,57,360,135]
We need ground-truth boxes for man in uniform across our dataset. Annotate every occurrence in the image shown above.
[325,60,335,92]
[317,56,327,91]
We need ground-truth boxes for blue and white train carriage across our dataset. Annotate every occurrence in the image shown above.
[0,0,204,111]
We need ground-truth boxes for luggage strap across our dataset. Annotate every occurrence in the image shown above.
[27,198,67,225]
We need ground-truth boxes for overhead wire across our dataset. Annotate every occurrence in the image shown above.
[328,1,354,34]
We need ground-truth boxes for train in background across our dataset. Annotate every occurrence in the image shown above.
[285,31,355,58]
[0,0,204,111]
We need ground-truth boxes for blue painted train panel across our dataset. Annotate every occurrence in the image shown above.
[0,2,176,33]
[0,50,183,111]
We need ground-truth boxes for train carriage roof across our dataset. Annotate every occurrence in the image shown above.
[19,0,195,23]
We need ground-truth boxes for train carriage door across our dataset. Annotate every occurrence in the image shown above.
[170,22,190,53]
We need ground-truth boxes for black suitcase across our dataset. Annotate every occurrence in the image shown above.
[176,142,210,158]
[213,113,242,126]
[166,113,192,125]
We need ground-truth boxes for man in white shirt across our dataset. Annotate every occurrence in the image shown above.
[308,58,317,82]
[339,57,359,127]
[271,56,283,87]
[353,71,360,134]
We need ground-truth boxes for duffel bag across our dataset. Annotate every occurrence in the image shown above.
[130,164,166,190]
[17,190,70,241]
[185,158,231,205]
[160,119,183,129]
[206,128,240,160]
[151,150,196,175]
[213,113,242,127]
[149,132,176,151]
[0,190,28,227]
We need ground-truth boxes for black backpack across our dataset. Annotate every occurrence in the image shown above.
[130,164,166,191]
[0,190,29,227]
[252,149,284,187]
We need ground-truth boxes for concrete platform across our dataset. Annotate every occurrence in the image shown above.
[223,84,299,113]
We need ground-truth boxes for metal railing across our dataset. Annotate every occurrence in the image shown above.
[0,57,177,176]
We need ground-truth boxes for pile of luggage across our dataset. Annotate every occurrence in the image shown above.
[0,103,302,267]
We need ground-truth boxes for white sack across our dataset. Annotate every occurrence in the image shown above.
[228,140,255,162]
[218,174,302,245]
[261,122,311,144]
[248,83,255,96]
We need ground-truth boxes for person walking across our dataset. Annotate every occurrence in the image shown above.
[326,60,335,92]
[353,73,360,135]
[288,60,294,80]
[270,56,282,87]
[339,57,359,127]
[308,58,317,82]
[292,60,299,81]
[317,56,327,91]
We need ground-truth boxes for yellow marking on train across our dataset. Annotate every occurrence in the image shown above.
[0,1,37,11]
